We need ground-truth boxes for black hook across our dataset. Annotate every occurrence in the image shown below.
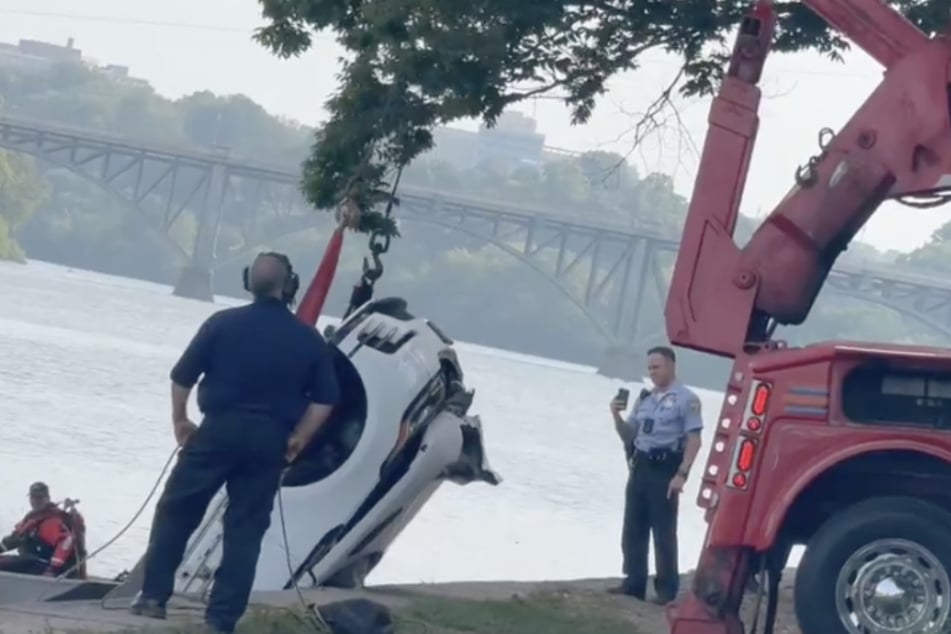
[362,251,383,282]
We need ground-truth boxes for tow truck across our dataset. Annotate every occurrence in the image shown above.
[664,1,951,633]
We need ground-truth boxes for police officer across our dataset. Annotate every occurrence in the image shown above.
[608,345,703,604]
[130,252,340,634]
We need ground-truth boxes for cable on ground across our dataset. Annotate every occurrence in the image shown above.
[46,445,332,631]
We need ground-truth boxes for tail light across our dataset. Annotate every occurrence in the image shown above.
[736,439,756,470]
[699,379,774,505]
[744,382,771,433]
[730,439,758,488]
[727,380,771,491]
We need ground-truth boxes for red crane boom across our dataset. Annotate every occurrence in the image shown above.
[665,0,951,359]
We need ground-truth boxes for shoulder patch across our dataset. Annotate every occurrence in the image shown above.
[688,396,701,414]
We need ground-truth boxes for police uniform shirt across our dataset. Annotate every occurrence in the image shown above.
[626,383,703,452]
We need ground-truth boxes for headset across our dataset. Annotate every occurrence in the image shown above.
[242,251,301,305]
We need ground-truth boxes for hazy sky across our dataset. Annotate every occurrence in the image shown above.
[0,0,947,254]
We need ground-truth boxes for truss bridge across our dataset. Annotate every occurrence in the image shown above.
[2,116,950,362]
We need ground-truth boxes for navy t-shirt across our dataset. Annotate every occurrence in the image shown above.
[170,298,340,429]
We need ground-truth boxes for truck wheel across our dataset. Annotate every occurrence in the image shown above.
[795,496,951,634]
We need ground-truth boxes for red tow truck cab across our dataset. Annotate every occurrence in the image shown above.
[700,341,951,546]
[672,342,951,634]
[663,0,951,631]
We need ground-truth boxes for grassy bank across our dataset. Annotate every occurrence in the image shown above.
[11,576,801,634]
[52,592,655,634]
[396,592,644,634]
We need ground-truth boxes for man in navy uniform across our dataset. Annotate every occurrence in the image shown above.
[130,252,340,633]
[609,345,703,604]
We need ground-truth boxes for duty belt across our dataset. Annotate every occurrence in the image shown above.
[631,448,683,466]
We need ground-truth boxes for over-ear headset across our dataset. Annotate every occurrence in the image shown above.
[242,251,300,304]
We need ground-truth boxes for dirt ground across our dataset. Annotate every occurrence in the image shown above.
[0,573,804,633]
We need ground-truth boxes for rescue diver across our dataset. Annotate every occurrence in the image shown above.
[0,482,79,577]
[130,252,340,634]
[608,345,703,604]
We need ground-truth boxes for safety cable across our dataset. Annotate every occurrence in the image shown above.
[897,191,951,209]
[794,127,835,188]
[54,447,179,582]
[793,126,951,210]
[277,480,332,632]
[39,444,330,631]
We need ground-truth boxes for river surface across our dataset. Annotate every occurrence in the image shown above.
[0,260,730,585]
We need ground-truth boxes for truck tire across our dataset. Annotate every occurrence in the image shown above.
[795,496,951,634]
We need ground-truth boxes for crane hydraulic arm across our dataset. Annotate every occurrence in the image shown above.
[665,0,951,360]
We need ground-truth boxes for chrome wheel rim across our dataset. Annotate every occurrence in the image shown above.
[835,538,950,633]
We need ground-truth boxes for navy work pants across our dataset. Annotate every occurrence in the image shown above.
[139,413,288,632]
[621,453,681,601]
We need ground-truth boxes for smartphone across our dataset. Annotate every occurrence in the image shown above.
[616,388,630,409]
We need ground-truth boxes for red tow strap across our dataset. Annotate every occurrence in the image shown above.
[295,226,345,326]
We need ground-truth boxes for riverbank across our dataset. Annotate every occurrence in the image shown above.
[0,575,803,633]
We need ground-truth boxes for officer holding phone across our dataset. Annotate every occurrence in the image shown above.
[608,345,704,604]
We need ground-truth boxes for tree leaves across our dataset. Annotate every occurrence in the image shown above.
[254,0,948,237]
[0,150,49,261]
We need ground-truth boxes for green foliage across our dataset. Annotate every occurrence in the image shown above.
[898,219,951,275]
[0,216,23,261]
[401,151,681,234]
[253,0,947,236]
[0,151,48,261]
[0,62,309,163]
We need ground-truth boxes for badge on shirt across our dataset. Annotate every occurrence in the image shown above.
[660,394,676,409]
[688,396,701,414]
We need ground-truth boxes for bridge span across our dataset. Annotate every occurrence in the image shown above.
[2,116,950,358]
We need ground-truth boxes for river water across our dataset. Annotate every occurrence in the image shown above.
[0,260,727,585]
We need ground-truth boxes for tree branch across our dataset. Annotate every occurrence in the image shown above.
[252,0,948,239]
[597,63,689,183]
